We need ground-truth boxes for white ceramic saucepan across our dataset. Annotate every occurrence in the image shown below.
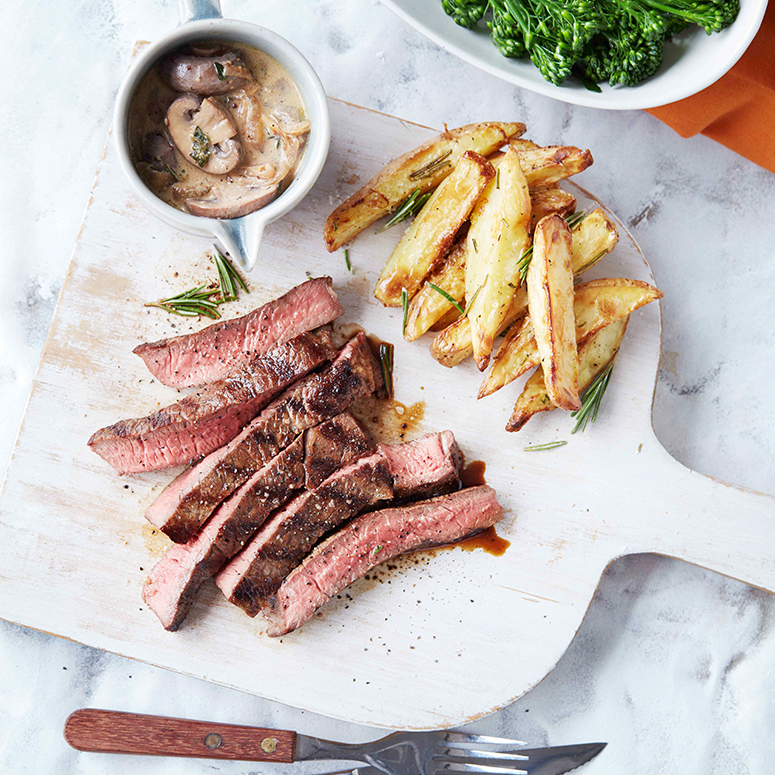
[113,0,330,271]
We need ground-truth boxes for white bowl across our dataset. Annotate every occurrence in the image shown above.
[113,1,330,270]
[381,0,767,110]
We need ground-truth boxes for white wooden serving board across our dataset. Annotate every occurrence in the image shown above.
[1,99,773,731]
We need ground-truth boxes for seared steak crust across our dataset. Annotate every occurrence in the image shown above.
[215,453,393,616]
[134,277,344,388]
[89,329,336,475]
[263,485,504,636]
[145,334,382,543]
[303,412,374,489]
[142,437,306,631]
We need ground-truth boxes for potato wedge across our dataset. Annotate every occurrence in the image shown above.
[479,278,662,398]
[517,146,594,187]
[404,238,466,341]
[324,122,525,252]
[374,151,494,306]
[526,215,579,411]
[506,317,628,432]
[431,207,619,368]
[529,188,576,232]
[465,147,532,370]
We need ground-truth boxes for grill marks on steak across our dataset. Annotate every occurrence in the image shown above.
[304,412,374,489]
[133,277,344,388]
[263,485,504,636]
[145,334,382,544]
[141,437,306,631]
[215,453,394,616]
[88,329,337,475]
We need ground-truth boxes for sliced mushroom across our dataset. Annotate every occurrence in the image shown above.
[186,181,279,219]
[160,52,254,95]
[165,95,242,175]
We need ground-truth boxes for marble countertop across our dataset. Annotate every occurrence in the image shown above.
[1,1,773,773]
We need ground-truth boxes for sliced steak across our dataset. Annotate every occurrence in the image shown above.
[215,453,393,616]
[89,329,336,475]
[303,412,374,489]
[263,485,504,636]
[134,277,343,388]
[145,333,382,543]
[141,437,306,631]
[380,430,462,500]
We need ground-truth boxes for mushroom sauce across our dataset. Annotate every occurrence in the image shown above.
[128,41,310,219]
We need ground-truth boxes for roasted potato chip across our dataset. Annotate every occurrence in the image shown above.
[480,278,662,398]
[466,146,532,370]
[431,207,618,368]
[506,317,628,432]
[526,215,579,411]
[374,151,494,307]
[324,122,525,252]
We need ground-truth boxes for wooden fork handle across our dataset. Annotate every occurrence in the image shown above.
[64,709,297,761]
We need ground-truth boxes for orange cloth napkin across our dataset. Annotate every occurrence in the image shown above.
[646,1,775,173]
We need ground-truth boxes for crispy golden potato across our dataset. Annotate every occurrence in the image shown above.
[508,138,540,151]
[324,122,525,252]
[466,147,532,370]
[529,188,576,232]
[479,277,662,398]
[374,152,494,307]
[404,239,466,341]
[506,317,628,432]
[517,146,594,187]
[526,215,579,411]
[431,207,618,368]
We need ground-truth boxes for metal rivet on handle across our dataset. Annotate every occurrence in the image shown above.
[261,737,278,753]
[204,733,222,749]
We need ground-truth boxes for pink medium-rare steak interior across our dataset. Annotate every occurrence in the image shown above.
[89,329,336,475]
[144,333,383,544]
[379,430,462,499]
[133,277,344,388]
[263,485,504,636]
[142,436,306,631]
[215,452,394,616]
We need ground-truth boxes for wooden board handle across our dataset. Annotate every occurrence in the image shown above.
[64,709,296,761]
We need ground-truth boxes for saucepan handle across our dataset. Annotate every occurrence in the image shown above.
[179,0,223,23]
[64,709,296,761]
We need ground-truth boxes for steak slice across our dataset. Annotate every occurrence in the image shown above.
[88,329,336,475]
[215,453,394,616]
[134,277,343,388]
[141,437,306,631]
[380,431,462,500]
[145,333,382,543]
[141,414,376,631]
[303,412,374,489]
[263,485,504,636]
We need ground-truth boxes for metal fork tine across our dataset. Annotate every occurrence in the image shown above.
[434,751,529,763]
[434,763,528,775]
[437,733,527,750]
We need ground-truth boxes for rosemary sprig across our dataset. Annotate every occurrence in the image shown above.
[409,150,453,180]
[524,440,568,451]
[379,343,394,398]
[344,248,352,272]
[517,210,589,283]
[571,361,614,434]
[427,282,465,315]
[213,247,248,302]
[379,189,433,231]
[146,285,222,319]
[401,288,409,335]
[565,209,588,230]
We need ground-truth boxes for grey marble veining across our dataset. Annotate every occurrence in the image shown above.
[1,1,773,773]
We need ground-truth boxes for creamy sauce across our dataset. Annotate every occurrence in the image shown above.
[128,41,309,218]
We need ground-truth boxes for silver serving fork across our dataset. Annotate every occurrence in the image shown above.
[64,709,532,773]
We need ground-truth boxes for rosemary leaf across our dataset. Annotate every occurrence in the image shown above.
[191,126,211,168]
[571,361,615,434]
[401,288,409,335]
[213,247,248,301]
[146,284,222,319]
[462,283,483,318]
[344,248,352,272]
[524,440,568,451]
[379,189,433,231]
[379,343,394,398]
[565,209,588,230]
[427,282,465,315]
[409,150,453,180]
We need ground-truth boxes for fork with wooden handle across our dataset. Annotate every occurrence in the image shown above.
[64,709,538,774]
